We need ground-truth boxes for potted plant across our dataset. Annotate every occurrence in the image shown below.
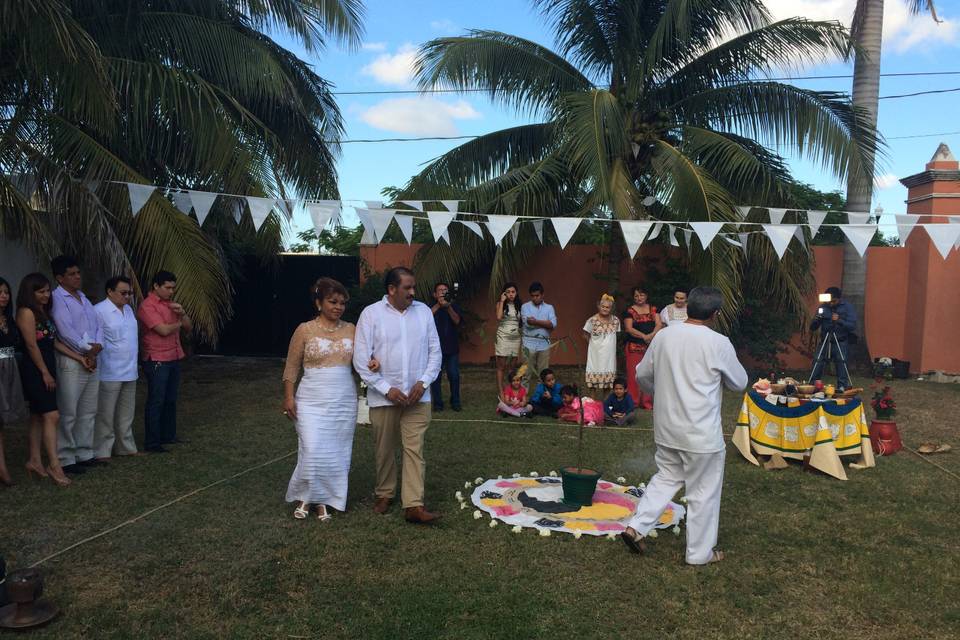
[555,337,602,507]
[868,382,902,455]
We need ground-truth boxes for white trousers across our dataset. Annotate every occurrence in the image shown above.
[628,445,726,565]
[56,354,99,465]
[95,380,138,458]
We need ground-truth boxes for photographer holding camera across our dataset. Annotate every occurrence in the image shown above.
[430,282,462,411]
[809,286,858,390]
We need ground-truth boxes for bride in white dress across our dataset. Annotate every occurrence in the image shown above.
[282,278,377,521]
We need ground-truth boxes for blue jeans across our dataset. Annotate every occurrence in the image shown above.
[431,353,461,409]
[810,339,850,389]
[143,360,181,448]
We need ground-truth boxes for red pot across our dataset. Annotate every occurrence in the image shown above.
[869,419,902,456]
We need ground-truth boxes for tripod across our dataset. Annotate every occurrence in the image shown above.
[808,328,851,389]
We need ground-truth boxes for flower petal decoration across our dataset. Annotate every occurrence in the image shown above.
[473,510,483,520]
[460,503,468,510]
[512,473,521,479]
[607,533,617,541]
[672,525,681,536]
[512,525,523,534]
[616,476,626,484]
[573,531,582,539]
[464,481,472,489]
[455,491,463,500]
[648,530,658,539]
[488,519,498,528]
[474,477,484,485]
[679,496,688,504]
[538,529,551,537]
[549,471,558,477]
[529,472,539,478]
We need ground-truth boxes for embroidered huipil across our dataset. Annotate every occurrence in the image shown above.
[282,321,355,382]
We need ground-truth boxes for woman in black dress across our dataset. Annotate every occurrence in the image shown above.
[0,276,27,486]
[16,273,85,487]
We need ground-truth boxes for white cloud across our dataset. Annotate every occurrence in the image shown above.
[361,44,418,87]
[430,19,458,33]
[359,98,481,136]
[763,0,958,53]
[874,173,899,189]
[361,41,387,52]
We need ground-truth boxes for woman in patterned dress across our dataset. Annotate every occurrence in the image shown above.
[281,278,378,521]
[494,282,522,395]
[582,294,620,396]
[623,286,662,409]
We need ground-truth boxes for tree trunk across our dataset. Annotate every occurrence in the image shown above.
[843,0,884,368]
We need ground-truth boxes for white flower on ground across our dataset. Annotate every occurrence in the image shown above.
[474,477,483,485]
[648,529,658,539]
[512,473,521,478]
[512,525,523,534]
[616,476,626,484]
[639,482,646,489]
[607,533,617,541]
[679,496,688,504]
[489,519,498,528]
[529,471,539,478]
[464,481,472,489]
[549,470,558,477]
[672,525,681,536]
[460,503,467,510]
[539,529,551,537]
[573,531,582,539]
[473,510,482,520]
[455,491,463,501]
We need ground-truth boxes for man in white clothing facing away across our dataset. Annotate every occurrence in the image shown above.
[353,267,443,524]
[620,286,748,565]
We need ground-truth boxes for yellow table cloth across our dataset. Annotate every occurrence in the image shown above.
[733,390,875,480]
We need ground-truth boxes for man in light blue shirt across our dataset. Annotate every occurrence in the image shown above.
[50,255,103,473]
[93,276,140,459]
[520,281,557,388]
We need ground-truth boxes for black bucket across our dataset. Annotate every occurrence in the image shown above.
[893,359,910,379]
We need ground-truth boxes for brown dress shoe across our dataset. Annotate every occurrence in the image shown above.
[373,497,392,514]
[404,506,441,524]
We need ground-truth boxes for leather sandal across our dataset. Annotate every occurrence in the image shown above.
[620,528,646,555]
[317,505,332,522]
[293,503,309,519]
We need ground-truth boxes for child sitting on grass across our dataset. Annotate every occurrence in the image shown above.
[604,377,637,426]
[530,368,563,417]
[497,365,533,418]
[557,384,604,425]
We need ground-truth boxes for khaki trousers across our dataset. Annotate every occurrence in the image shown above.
[523,348,551,389]
[56,353,100,465]
[370,402,431,509]
[94,380,138,458]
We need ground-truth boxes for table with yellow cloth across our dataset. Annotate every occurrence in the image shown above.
[732,390,875,480]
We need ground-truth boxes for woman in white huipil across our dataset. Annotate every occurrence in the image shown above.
[281,277,378,521]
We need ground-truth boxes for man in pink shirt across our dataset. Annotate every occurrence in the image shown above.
[137,270,192,453]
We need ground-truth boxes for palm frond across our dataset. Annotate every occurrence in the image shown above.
[231,0,365,50]
[556,89,628,200]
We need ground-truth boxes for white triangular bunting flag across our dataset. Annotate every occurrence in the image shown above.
[231,200,244,223]
[401,200,424,211]
[847,211,870,224]
[440,229,451,245]
[669,225,679,247]
[279,200,296,221]
[840,224,877,257]
[307,204,335,236]
[682,229,694,249]
[767,208,787,225]
[619,221,655,258]
[364,200,382,209]
[632,143,641,158]
[532,219,544,244]
[738,232,750,257]
[245,196,276,230]
[736,206,751,219]
[651,223,663,240]
[688,221,725,250]
[171,190,193,215]
[924,224,960,259]
[440,200,459,213]
[487,215,519,246]
[510,222,521,245]
[762,224,798,260]
[127,183,155,217]
[806,210,828,238]
[725,235,742,247]
[189,191,218,226]
[369,209,395,241]
[895,214,918,244]
[794,225,808,248]
[355,208,379,245]
[427,211,456,242]
[551,218,581,249]
[395,214,414,244]
[461,221,484,239]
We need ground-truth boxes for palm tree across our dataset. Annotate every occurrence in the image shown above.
[400,0,878,329]
[0,0,363,341]
[841,0,940,342]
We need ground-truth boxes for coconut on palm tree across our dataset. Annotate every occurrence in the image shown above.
[397,0,878,329]
[0,0,364,341]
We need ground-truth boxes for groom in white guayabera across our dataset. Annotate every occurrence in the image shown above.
[353,267,443,524]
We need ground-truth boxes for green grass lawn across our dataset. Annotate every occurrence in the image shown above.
[2,359,959,639]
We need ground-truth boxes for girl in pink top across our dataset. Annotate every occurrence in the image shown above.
[557,385,604,425]
[496,365,532,418]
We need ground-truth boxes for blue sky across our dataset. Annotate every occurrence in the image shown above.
[276,0,960,239]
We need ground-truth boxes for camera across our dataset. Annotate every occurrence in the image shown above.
[817,293,832,318]
[442,282,459,302]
